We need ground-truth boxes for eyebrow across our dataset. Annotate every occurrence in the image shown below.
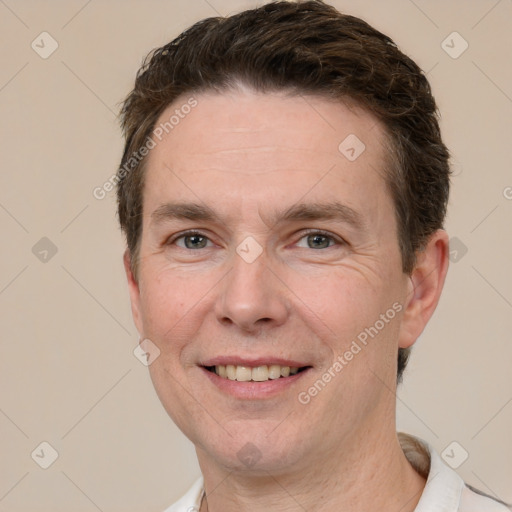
[151,202,219,224]
[150,201,366,231]
[273,202,365,231]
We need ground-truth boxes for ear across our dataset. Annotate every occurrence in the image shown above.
[123,249,144,336]
[398,230,450,349]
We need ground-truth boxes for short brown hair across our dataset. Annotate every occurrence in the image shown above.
[116,0,450,382]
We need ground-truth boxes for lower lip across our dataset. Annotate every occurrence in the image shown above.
[201,367,310,400]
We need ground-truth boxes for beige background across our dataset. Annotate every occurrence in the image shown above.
[0,0,511,510]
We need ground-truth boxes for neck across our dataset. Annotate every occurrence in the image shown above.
[197,428,426,512]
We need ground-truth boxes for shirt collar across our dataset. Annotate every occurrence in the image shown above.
[399,433,464,512]
[173,434,465,512]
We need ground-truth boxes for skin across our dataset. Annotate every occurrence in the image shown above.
[124,87,449,512]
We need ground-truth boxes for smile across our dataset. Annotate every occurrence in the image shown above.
[205,364,307,382]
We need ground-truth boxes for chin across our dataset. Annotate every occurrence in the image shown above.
[196,423,309,475]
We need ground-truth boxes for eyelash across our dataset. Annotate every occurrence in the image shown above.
[296,229,344,248]
[168,229,344,249]
[168,230,213,248]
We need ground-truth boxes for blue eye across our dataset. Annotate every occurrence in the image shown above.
[296,231,339,249]
[168,230,342,251]
[173,232,212,249]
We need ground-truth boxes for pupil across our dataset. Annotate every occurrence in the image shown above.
[309,234,329,249]
[186,235,206,249]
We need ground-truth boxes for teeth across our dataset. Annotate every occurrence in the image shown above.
[226,365,236,380]
[236,366,252,382]
[268,365,282,380]
[251,366,269,382]
[212,364,302,381]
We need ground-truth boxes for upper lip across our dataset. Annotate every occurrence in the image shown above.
[201,356,310,368]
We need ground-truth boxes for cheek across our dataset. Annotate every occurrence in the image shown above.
[285,265,403,366]
[296,276,362,341]
[286,266,383,330]
[137,267,213,353]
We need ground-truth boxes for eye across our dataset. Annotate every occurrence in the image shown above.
[171,231,213,249]
[295,230,340,249]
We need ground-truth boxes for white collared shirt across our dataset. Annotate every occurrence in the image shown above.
[163,434,509,512]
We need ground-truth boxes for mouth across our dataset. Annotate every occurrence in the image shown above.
[204,364,310,382]
[199,357,313,399]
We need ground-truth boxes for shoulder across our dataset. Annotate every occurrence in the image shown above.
[399,433,510,512]
[459,485,511,512]
[161,477,204,512]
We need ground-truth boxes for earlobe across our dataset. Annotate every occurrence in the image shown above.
[398,230,450,349]
[123,249,144,335]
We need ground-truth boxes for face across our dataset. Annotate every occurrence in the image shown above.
[125,88,418,474]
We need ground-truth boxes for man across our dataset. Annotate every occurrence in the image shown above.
[116,1,509,510]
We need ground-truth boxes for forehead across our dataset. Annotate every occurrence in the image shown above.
[142,89,393,227]
[150,89,384,160]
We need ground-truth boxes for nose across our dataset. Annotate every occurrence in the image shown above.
[214,248,289,333]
